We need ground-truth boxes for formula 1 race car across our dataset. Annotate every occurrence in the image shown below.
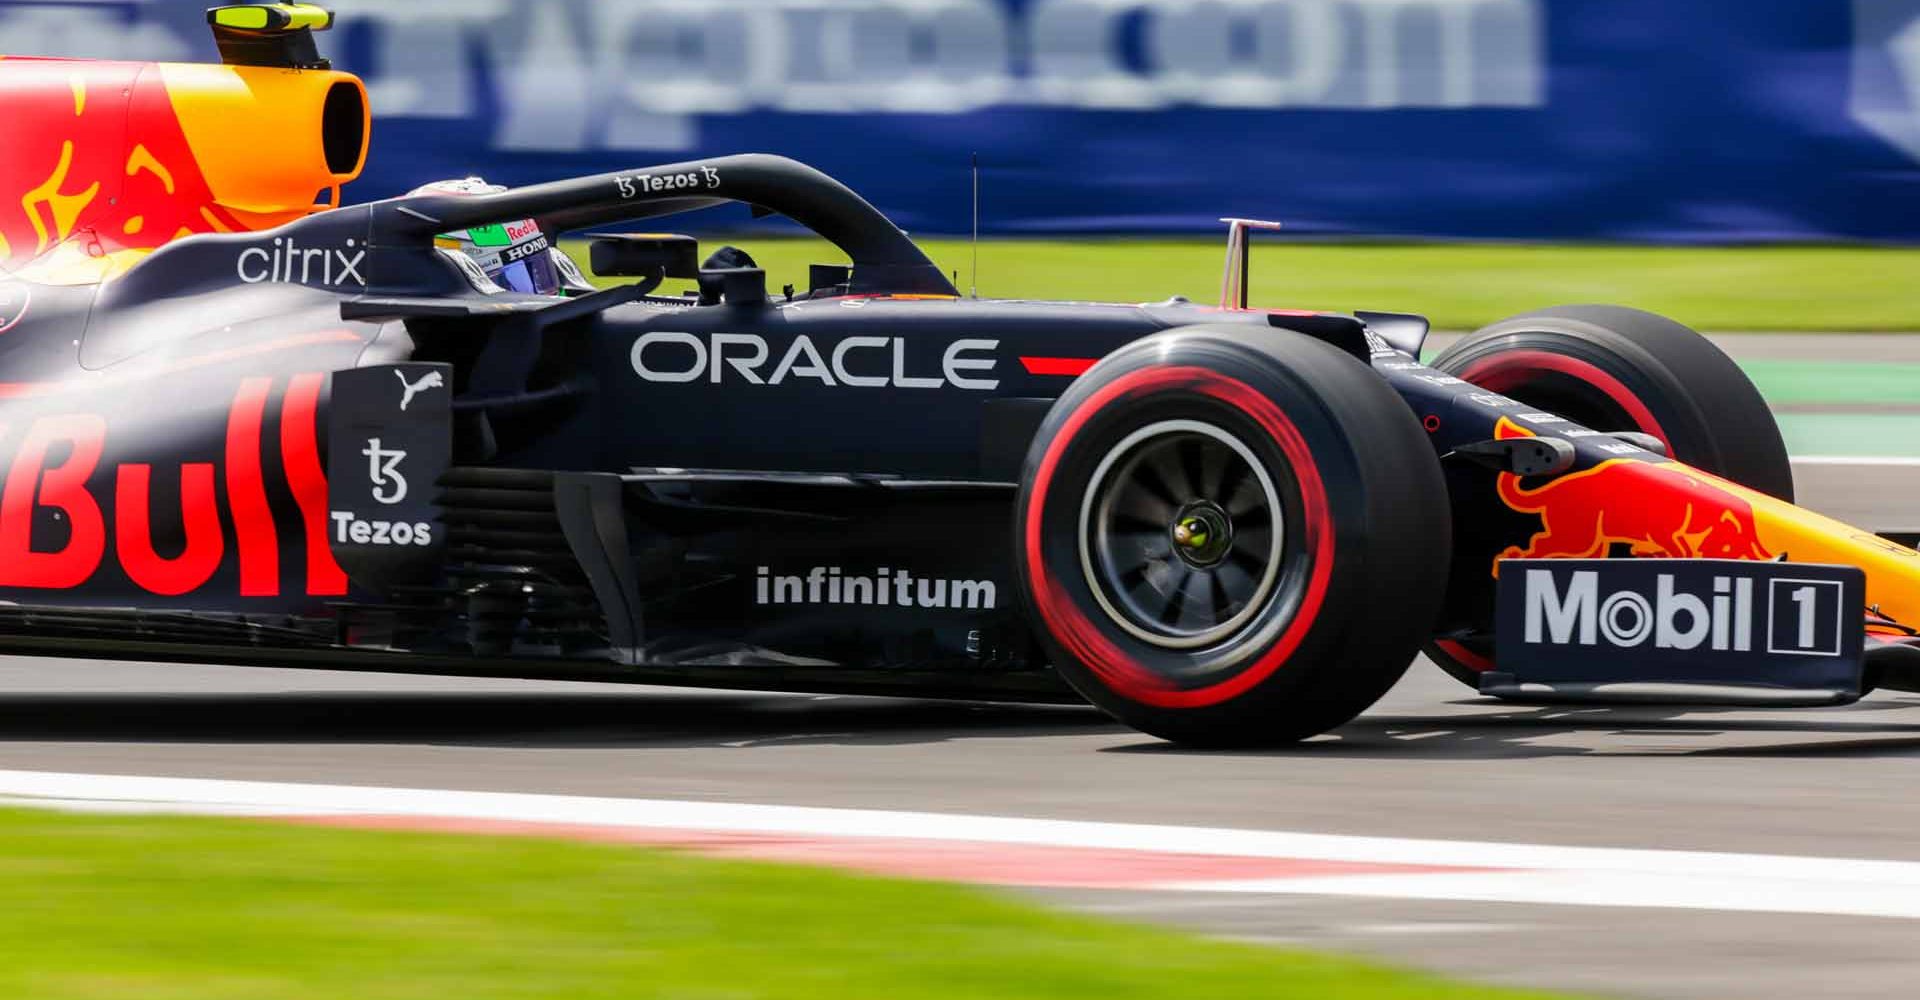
[3,6,1919,745]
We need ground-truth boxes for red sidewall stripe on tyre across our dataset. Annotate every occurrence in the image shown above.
[1024,364,1335,709]
[1431,638,1494,674]
[1458,350,1672,452]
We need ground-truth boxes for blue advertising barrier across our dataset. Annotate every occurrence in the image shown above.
[2,0,1917,240]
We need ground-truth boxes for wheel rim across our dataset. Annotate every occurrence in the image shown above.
[1078,419,1285,649]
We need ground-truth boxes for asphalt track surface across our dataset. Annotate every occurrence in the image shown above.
[7,334,1920,1000]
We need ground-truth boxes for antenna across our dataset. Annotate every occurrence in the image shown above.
[1217,217,1284,309]
[970,153,980,299]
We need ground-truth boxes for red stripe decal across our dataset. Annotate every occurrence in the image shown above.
[1020,356,1098,377]
[287,815,1498,890]
[226,377,278,597]
[281,373,347,597]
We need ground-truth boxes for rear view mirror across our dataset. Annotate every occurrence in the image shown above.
[587,233,700,279]
[697,268,767,308]
[808,264,851,294]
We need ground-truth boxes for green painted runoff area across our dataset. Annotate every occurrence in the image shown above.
[1741,362,1920,456]
[0,807,1583,1000]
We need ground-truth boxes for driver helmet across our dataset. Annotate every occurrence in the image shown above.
[410,177,589,295]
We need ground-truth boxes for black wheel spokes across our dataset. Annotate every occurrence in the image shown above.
[1178,438,1207,503]
[1158,570,1194,626]
[1211,559,1257,604]
[1225,472,1267,518]
[1143,444,1192,501]
[1130,458,1183,511]
[1084,422,1285,649]
[1230,503,1271,530]
[1111,489,1175,531]
[1206,551,1259,618]
[1111,528,1172,563]
[1207,572,1232,618]
[1214,459,1249,510]
[1227,540,1268,575]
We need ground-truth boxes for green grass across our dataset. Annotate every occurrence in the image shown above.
[1738,360,1920,406]
[575,237,1920,331]
[0,806,1580,1000]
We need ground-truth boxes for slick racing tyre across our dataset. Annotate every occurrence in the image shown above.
[1424,304,1793,687]
[1015,327,1451,746]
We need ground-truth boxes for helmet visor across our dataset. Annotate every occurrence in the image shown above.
[495,247,561,295]
[458,220,561,295]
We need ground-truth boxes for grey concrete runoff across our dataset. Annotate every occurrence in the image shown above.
[2,653,1920,1000]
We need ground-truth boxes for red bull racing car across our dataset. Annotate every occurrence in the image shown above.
[2,5,1918,745]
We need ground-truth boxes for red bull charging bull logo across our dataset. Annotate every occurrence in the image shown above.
[0,56,367,281]
[0,60,235,272]
[1492,419,1771,575]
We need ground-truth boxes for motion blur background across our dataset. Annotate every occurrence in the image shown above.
[2,9,1920,999]
[3,0,1917,241]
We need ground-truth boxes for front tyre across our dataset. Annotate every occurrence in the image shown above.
[1015,328,1450,746]
[1424,305,1793,687]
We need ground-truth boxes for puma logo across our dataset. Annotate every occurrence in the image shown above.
[396,369,445,412]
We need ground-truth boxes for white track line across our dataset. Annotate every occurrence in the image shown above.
[1170,870,1920,920]
[5,769,1920,918]
[1791,455,1920,467]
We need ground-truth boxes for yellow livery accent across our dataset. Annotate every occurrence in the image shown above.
[211,7,271,30]
[124,144,176,195]
[208,5,334,33]
[20,140,101,254]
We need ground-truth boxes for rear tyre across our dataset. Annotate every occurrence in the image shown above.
[1424,304,1793,686]
[1015,327,1450,746]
